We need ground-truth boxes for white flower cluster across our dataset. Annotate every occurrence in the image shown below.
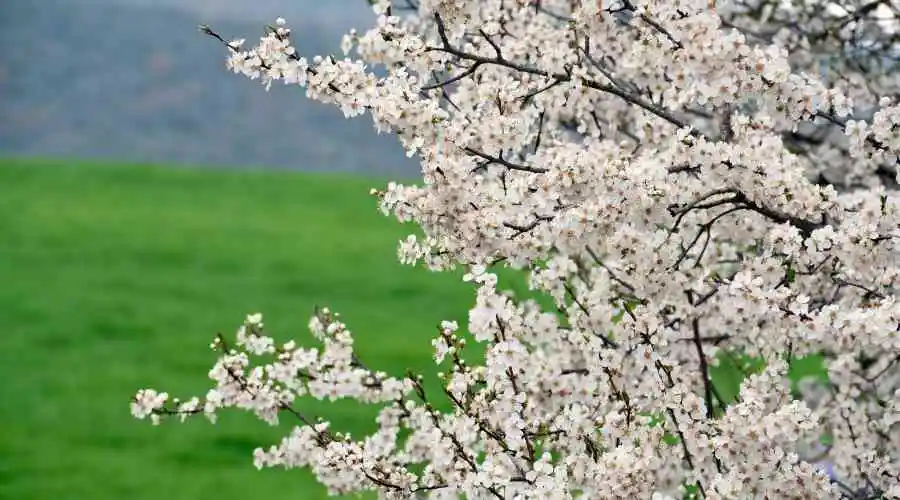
[138,1,900,498]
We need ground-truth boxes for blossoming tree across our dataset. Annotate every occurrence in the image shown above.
[132,0,900,498]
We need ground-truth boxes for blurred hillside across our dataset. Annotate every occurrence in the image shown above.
[0,0,418,176]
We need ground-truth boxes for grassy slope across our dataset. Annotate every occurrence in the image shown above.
[0,158,822,500]
[0,157,477,500]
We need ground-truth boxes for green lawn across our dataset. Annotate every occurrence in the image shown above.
[0,157,480,500]
[0,157,823,500]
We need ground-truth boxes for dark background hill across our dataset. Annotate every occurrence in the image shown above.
[0,0,418,176]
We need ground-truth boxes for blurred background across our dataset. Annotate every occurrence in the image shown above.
[0,0,418,176]
[0,2,462,500]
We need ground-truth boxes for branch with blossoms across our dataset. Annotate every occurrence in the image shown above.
[132,1,900,498]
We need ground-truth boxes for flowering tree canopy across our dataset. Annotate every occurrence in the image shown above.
[132,1,900,498]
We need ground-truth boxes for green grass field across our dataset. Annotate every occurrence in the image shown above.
[0,157,486,500]
[0,157,823,500]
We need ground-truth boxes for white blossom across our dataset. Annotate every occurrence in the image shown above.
[135,2,900,498]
